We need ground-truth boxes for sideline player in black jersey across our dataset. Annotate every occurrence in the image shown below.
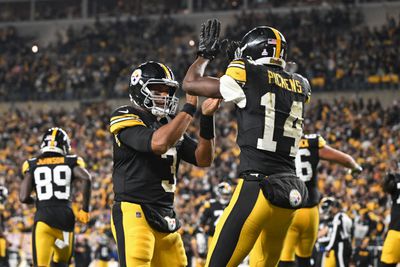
[318,197,353,267]
[20,127,92,267]
[183,19,310,267]
[200,182,232,240]
[0,186,8,266]
[194,182,232,266]
[380,172,400,267]
[110,61,219,267]
[276,134,361,267]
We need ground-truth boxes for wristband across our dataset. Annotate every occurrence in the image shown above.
[181,103,197,117]
[200,114,215,140]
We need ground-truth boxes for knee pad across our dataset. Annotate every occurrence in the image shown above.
[296,255,311,267]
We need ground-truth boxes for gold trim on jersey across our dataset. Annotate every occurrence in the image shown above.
[226,60,246,83]
[37,157,65,165]
[318,136,326,148]
[77,157,86,168]
[50,128,58,147]
[110,114,140,122]
[203,201,211,209]
[270,27,282,58]
[110,119,146,134]
[22,160,29,174]
[299,139,309,148]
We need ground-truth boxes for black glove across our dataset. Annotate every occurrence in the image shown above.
[348,164,363,177]
[221,39,241,61]
[197,19,221,60]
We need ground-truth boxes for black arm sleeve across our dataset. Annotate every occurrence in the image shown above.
[118,126,155,153]
[179,134,198,166]
[200,207,211,226]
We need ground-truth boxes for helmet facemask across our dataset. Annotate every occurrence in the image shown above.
[130,78,179,118]
[215,182,232,205]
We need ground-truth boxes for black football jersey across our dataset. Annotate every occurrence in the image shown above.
[389,173,400,231]
[200,199,226,237]
[223,59,311,176]
[295,134,326,207]
[22,152,85,231]
[110,105,197,208]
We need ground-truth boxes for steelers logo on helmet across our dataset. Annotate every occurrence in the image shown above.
[238,26,287,68]
[129,61,179,117]
[40,127,71,155]
[130,69,142,86]
[289,189,302,207]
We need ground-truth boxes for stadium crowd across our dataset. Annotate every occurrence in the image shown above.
[0,95,399,265]
[1,7,400,102]
[1,0,398,22]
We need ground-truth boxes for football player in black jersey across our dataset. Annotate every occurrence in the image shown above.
[183,19,310,267]
[20,127,92,267]
[275,134,361,267]
[109,61,219,267]
[0,186,8,266]
[380,171,400,267]
[200,182,232,240]
[195,182,232,266]
[318,197,353,267]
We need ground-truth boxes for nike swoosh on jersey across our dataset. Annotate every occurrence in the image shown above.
[118,109,129,114]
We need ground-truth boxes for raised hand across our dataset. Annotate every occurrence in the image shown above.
[221,39,241,61]
[197,19,221,61]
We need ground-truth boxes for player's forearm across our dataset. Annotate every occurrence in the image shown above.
[73,166,92,211]
[195,114,216,166]
[333,152,358,169]
[183,57,222,98]
[151,112,193,155]
[319,145,359,169]
[195,138,214,167]
[19,174,34,204]
[81,178,91,212]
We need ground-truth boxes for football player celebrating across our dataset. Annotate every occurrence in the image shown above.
[20,127,92,267]
[380,171,400,267]
[275,133,361,267]
[183,19,310,267]
[109,61,219,267]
